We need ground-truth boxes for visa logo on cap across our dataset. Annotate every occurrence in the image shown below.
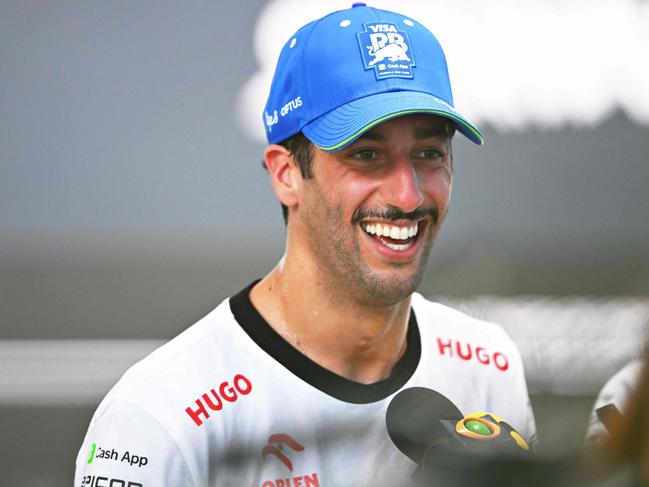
[357,22,415,79]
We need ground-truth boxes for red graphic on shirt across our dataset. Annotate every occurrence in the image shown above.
[262,434,305,471]
[436,338,509,371]
[184,373,253,427]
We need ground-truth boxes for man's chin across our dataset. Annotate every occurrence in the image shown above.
[357,268,425,306]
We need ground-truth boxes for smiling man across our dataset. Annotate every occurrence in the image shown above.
[76,4,535,487]
[255,114,454,386]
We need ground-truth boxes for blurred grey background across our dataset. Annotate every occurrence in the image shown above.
[1,1,648,486]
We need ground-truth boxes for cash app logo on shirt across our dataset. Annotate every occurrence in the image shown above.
[87,443,97,464]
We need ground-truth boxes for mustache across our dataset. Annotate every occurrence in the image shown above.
[352,205,439,226]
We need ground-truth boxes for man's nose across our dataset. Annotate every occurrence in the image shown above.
[381,158,425,213]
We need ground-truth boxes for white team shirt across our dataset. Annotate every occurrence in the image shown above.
[75,283,536,487]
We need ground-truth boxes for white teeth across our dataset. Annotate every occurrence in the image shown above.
[384,241,413,251]
[362,222,420,240]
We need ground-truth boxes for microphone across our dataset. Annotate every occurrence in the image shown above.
[386,387,530,464]
[385,386,463,463]
[385,387,565,487]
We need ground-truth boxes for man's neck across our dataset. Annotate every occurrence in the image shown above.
[249,256,413,385]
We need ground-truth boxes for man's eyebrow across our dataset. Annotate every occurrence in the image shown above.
[414,123,451,139]
[356,130,387,142]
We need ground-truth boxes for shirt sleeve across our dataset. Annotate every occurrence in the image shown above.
[74,399,195,487]
[586,359,644,443]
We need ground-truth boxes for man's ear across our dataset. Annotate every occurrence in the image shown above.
[263,144,301,209]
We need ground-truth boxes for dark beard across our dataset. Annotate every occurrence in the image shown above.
[349,230,435,307]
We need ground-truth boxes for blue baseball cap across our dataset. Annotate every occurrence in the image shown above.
[263,3,483,151]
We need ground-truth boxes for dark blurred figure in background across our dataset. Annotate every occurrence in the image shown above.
[599,353,649,486]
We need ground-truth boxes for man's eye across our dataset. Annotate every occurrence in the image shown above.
[416,148,443,160]
[351,149,378,161]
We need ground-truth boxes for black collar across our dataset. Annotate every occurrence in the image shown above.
[229,281,421,404]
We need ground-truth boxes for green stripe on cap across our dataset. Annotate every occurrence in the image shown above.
[315,109,484,151]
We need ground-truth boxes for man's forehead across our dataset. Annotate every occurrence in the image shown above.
[356,115,453,142]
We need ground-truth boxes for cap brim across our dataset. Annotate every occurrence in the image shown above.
[302,91,483,151]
